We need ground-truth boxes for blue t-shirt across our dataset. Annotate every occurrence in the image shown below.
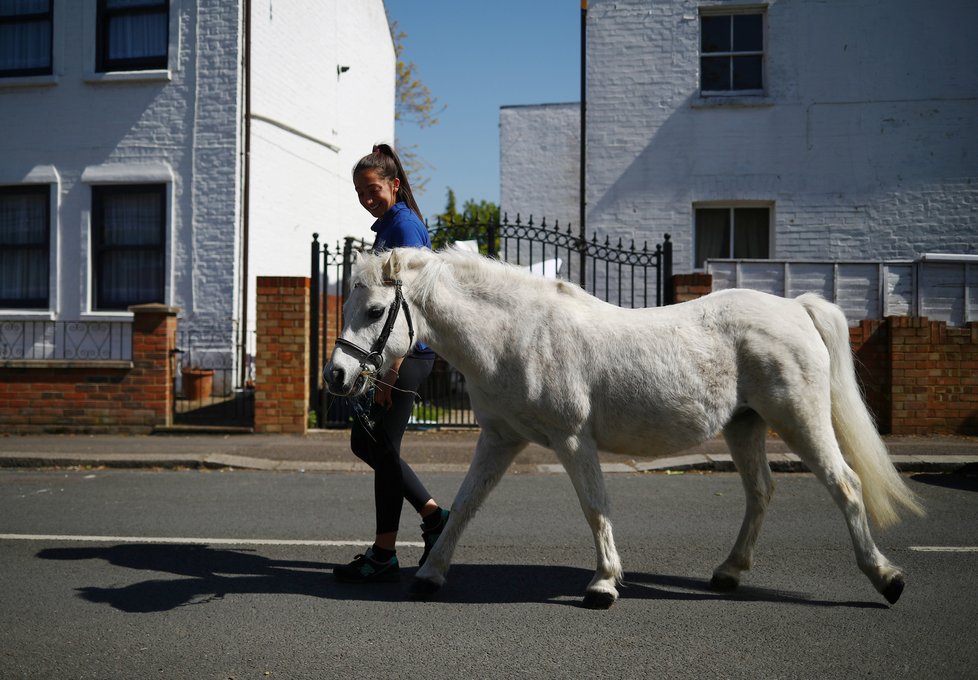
[371,202,432,250]
[370,202,435,359]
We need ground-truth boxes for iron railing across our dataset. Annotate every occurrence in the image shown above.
[310,217,673,429]
[0,320,132,361]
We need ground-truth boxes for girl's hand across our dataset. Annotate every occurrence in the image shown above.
[374,366,399,408]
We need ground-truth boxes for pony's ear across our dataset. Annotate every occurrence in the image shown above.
[352,250,363,265]
[382,250,401,280]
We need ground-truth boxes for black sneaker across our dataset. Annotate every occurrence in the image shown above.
[334,548,400,583]
[419,509,449,567]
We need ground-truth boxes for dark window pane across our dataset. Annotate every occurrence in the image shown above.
[100,250,164,307]
[732,55,763,90]
[105,0,165,7]
[106,12,167,60]
[701,15,730,53]
[0,186,49,307]
[733,208,770,259]
[102,192,164,246]
[0,0,50,16]
[701,56,729,91]
[733,14,763,51]
[695,208,731,268]
[93,185,165,310]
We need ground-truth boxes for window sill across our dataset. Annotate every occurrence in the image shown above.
[1,359,133,370]
[80,311,135,321]
[0,74,59,90]
[691,94,774,109]
[0,310,56,321]
[84,69,172,85]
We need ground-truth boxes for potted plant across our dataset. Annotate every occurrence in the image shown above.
[181,365,214,401]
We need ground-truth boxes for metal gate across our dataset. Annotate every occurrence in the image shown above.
[172,324,254,429]
[310,216,672,429]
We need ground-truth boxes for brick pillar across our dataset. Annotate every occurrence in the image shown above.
[129,303,180,428]
[255,276,310,433]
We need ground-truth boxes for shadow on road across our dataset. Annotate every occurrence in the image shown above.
[911,467,978,493]
[36,543,883,612]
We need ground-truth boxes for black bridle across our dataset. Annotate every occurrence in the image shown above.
[334,279,415,372]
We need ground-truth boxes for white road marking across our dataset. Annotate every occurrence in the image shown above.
[0,533,424,548]
[909,546,978,553]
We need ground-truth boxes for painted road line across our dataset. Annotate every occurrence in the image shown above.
[909,546,978,553]
[0,533,424,548]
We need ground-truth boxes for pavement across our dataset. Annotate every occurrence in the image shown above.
[1,428,977,475]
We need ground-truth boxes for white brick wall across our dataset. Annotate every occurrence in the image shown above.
[502,0,978,275]
[500,103,580,228]
[0,0,394,349]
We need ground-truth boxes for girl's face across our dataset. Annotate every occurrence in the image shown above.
[354,169,400,218]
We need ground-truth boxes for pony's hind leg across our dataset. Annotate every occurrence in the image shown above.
[711,409,774,591]
[411,422,526,596]
[776,421,907,604]
[552,436,623,610]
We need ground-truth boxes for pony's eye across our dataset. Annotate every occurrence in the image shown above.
[367,306,385,320]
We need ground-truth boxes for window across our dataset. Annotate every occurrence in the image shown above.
[695,206,770,268]
[0,0,53,77]
[0,186,50,309]
[96,0,169,73]
[92,185,166,310]
[700,11,764,94]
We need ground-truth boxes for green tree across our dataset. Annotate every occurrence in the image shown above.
[391,21,442,195]
[431,188,500,254]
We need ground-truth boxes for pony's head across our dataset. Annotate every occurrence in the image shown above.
[323,249,423,397]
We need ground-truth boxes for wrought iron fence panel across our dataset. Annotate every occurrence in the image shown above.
[0,320,132,361]
[311,220,672,429]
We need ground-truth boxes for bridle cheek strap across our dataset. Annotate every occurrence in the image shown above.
[334,279,415,372]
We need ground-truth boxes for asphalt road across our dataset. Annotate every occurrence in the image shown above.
[1,468,976,679]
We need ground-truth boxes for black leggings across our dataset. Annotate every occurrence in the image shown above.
[350,357,435,535]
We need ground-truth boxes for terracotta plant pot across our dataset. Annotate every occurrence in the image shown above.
[182,368,214,401]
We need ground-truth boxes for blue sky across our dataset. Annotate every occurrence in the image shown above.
[384,0,582,221]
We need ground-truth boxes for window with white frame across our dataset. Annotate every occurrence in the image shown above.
[92,184,166,310]
[0,0,53,78]
[96,0,169,73]
[700,10,764,94]
[0,185,50,309]
[694,206,770,268]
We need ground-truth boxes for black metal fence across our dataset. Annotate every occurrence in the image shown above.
[310,216,672,429]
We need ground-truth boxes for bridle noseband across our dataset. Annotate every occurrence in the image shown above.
[334,278,415,372]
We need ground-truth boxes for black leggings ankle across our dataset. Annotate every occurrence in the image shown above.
[350,357,435,535]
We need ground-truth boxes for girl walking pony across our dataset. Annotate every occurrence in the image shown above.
[325,247,923,608]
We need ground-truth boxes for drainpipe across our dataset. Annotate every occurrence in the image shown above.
[579,0,587,288]
[239,0,252,386]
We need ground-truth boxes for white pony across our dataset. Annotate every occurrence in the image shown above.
[325,247,923,609]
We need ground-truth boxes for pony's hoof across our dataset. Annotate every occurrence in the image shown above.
[709,573,739,592]
[582,591,617,610]
[881,573,905,605]
[409,577,442,599]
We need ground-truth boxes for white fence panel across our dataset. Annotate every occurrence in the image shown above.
[707,257,977,326]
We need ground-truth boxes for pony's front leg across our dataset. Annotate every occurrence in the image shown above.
[553,437,623,610]
[411,424,526,597]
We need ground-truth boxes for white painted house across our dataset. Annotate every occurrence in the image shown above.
[501,0,977,319]
[0,0,393,373]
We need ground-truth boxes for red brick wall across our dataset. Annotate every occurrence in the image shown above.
[887,317,978,435]
[254,276,309,434]
[0,304,177,434]
[672,273,713,303]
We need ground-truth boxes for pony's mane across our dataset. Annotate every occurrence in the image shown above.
[351,246,591,308]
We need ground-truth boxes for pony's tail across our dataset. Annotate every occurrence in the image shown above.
[797,294,924,528]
